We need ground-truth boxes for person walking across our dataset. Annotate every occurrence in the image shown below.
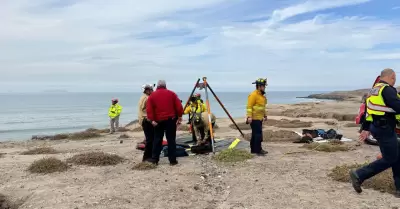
[146,80,183,165]
[352,68,400,198]
[246,78,268,156]
[108,98,122,134]
[138,84,154,162]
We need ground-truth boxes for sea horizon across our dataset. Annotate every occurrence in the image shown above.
[0,91,327,141]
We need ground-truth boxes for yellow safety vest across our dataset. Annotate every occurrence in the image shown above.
[366,83,400,122]
[108,104,122,118]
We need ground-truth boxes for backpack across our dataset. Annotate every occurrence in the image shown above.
[162,146,188,157]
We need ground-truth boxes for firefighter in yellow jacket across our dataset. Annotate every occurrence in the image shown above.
[108,98,122,134]
[184,93,207,142]
[246,78,268,155]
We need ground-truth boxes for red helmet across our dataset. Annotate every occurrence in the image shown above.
[194,93,201,98]
[112,98,118,102]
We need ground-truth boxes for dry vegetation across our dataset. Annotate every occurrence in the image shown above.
[324,121,337,126]
[266,119,312,128]
[69,131,101,140]
[229,122,251,130]
[20,147,59,155]
[243,130,301,142]
[67,152,125,166]
[214,149,253,163]
[0,193,18,209]
[329,163,395,194]
[270,110,357,122]
[302,140,353,152]
[0,153,4,158]
[27,157,69,174]
[118,134,130,139]
[132,162,157,170]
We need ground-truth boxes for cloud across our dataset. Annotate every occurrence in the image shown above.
[0,0,399,92]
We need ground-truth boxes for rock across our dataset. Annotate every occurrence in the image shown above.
[31,135,53,140]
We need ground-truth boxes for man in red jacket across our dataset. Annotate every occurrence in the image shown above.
[146,80,183,165]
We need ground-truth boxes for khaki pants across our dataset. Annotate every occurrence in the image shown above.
[110,115,120,133]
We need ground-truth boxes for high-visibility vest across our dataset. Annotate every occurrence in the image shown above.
[365,83,400,122]
[108,104,122,118]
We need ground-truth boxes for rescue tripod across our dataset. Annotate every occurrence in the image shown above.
[182,77,245,153]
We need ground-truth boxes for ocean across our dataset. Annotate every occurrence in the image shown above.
[0,91,324,141]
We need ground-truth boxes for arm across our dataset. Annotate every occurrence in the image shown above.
[382,87,400,113]
[146,96,155,121]
[361,102,370,131]
[202,103,207,112]
[183,106,191,114]
[117,105,122,115]
[174,94,183,117]
[246,93,256,118]
[264,97,268,117]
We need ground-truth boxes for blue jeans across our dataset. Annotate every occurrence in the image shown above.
[250,120,263,153]
[356,124,400,190]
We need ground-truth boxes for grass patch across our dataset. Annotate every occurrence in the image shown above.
[214,149,253,163]
[85,128,110,133]
[132,162,157,170]
[229,122,251,130]
[266,119,312,128]
[67,151,125,166]
[344,122,359,128]
[69,130,101,140]
[244,130,301,142]
[324,121,337,126]
[118,134,130,139]
[328,163,395,194]
[53,134,69,140]
[0,193,20,209]
[21,147,59,155]
[302,140,352,152]
[27,157,69,174]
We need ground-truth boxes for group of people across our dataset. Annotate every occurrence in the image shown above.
[107,78,269,164]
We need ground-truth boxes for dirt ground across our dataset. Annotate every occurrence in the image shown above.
[1,101,399,209]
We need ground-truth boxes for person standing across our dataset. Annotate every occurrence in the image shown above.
[108,98,122,134]
[246,78,268,156]
[351,68,400,198]
[138,84,154,162]
[146,80,183,165]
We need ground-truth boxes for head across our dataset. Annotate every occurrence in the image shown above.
[142,84,154,95]
[380,68,396,86]
[157,80,166,89]
[194,93,201,99]
[190,95,197,103]
[192,113,203,127]
[111,99,118,105]
[253,78,267,93]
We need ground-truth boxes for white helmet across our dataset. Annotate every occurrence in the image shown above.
[141,84,154,92]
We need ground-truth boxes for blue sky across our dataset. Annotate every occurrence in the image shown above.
[1,0,400,92]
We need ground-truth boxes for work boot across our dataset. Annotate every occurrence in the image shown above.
[260,149,268,154]
[349,169,362,193]
[170,161,178,166]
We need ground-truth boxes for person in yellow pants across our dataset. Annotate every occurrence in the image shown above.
[108,98,122,134]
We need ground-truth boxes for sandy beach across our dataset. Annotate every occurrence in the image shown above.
[1,98,399,209]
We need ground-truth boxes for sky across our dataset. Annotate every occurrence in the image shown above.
[1,0,400,92]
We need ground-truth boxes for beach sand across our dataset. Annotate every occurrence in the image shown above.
[1,100,399,209]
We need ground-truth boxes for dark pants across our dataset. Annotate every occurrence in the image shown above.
[250,120,263,153]
[356,124,400,190]
[142,119,154,162]
[152,118,178,163]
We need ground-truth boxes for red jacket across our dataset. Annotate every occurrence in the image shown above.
[146,87,183,121]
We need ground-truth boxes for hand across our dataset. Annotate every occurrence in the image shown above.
[263,116,268,123]
[176,117,182,125]
[359,130,370,142]
[151,121,158,127]
[247,117,252,124]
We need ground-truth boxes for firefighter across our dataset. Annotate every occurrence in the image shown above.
[246,78,268,156]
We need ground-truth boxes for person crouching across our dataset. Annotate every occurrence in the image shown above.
[192,112,216,145]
